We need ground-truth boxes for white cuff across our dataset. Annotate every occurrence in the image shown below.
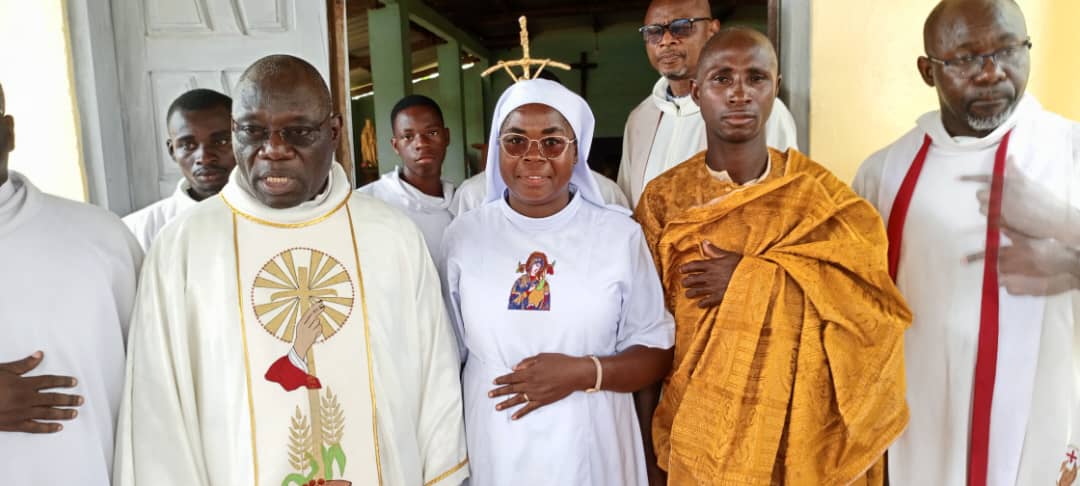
[288,347,308,373]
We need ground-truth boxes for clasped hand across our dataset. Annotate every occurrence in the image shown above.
[489,353,594,420]
[679,240,742,308]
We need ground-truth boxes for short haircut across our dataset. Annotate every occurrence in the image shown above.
[166,88,232,124]
[390,95,444,130]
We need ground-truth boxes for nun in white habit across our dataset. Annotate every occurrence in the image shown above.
[440,78,675,485]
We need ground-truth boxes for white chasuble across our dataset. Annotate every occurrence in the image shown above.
[115,164,469,486]
[232,201,379,486]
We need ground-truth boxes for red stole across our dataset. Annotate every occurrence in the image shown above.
[885,130,1013,486]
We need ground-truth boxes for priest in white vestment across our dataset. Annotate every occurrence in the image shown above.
[358,95,455,260]
[853,2,1079,484]
[0,82,142,485]
[617,0,798,208]
[442,78,674,485]
[124,89,235,250]
[114,55,468,486]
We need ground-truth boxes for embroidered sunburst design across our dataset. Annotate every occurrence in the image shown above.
[251,247,354,343]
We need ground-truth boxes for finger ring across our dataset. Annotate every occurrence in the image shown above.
[523,393,530,403]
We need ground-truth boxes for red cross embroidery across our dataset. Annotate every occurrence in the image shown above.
[1068,450,1078,464]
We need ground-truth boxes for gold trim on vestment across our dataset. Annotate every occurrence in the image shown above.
[346,203,384,485]
[424,458,469,486]
[232,212,261,485]
[219,191,352,229]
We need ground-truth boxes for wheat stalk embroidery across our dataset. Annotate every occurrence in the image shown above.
[320,387,347,479]
[284,407,319,485]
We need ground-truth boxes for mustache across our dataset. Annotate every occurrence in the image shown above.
[253,168,302,180]
[967,89,1014,103]
[193,166,229,177]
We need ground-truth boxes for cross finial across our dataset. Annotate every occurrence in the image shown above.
[482,16,571,82]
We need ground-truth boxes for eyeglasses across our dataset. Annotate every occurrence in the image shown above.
[233,111,333,148]
[638,17,712,45]
[498,134,576,158]
[925,39,1032,78]
[394,128,446,145]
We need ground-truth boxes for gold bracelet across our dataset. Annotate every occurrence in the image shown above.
[585,355,603,393]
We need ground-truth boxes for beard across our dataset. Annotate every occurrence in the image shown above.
[654,50,691,81]
[661,66,691,81]
[966,97,1019,132]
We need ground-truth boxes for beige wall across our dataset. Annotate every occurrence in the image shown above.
[1,0,86,202]
[809,0,1080,183]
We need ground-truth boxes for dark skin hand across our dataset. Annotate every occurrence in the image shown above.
[489,345,673,420]
[635,382,666,485]
[0,351,83,433]
[680,240,743,308]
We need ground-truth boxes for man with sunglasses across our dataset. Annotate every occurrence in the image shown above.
[853,1,1080,484]
[123,89,235,251]
[358,95,454,262]
[617,0,798,208]
[114,55,469,486]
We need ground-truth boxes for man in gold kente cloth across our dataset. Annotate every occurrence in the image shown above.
[635,28,912,485]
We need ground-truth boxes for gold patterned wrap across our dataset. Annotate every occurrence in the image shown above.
[636,149,911,485]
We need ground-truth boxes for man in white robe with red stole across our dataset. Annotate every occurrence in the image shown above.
[854,1,1080,484]
[114,55,468,486]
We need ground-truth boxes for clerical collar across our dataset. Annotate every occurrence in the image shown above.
[173,177,203,206]
[220,163,351,227]
[650,77,700,116]
[917,94,1037,153]
[391,167,454,211]
[0,171,41,237]
[665,86,690,102]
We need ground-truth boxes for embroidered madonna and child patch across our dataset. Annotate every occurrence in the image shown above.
[508,251,554,311]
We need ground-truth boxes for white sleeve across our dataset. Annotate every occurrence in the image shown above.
[617,120,635,205]
[1071,124,1080,447]
[615,227,675,353]
[121,209,153,253]
[595,171,631,210]
[765,97,799,152]
[450,176,485,217]
[1067,124,1080,247]
[448,187,466,218]
[287,347,308,373]
[115,222,144,344]
[412,229,470,485]
[852,152,887,214]
[1072,295,1080,447]
[438,229,469,363]
[113,243,208,485]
